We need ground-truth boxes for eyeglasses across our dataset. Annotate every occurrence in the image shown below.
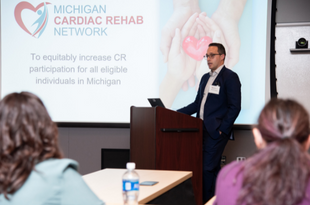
[204,53,221,59]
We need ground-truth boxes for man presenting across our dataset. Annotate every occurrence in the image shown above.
[178,43,241,203]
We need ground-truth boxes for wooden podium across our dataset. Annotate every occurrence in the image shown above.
[130,106,203,205]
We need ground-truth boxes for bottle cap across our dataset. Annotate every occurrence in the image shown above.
[126,162,136,170]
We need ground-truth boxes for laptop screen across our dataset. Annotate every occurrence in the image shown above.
[148,98,165,108]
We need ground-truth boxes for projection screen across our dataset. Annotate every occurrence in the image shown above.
[1,0,272,124]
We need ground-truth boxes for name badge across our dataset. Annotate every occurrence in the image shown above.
[209,85,220,95]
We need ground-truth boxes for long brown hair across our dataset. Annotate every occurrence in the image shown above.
[237,99,310,205]
[0,92,63,199]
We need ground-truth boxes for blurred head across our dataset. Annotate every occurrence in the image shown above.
[0,92,62,198]
[238,98,310,205]
[253,98,310,150]
[206,43,226,72]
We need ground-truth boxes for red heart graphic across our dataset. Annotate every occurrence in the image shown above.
[14,2,51,36]
[182,36,212,61]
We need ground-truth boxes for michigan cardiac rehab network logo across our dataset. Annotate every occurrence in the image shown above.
[14,2,51,38]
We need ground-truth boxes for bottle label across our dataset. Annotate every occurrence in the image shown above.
[123,180,139,191]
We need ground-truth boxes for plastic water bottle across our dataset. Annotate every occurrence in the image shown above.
[122,162,139,205]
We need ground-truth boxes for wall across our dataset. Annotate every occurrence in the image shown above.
[275,0,310,113]
[276,0,310,23]
[58,127,129,175]
[275,25,310,113]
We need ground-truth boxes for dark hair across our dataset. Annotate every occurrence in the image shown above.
[0,92,63,199]
[237,99,310,205]
[208,43,226,57]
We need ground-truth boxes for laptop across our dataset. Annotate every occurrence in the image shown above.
[147,98,165,108]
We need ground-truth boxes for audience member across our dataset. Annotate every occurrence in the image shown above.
[0,92,104,205]
[214,99,310,205]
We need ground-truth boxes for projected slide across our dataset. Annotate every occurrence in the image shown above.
[1,0,270,124]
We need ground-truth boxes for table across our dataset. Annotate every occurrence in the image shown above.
[83,169,193,205]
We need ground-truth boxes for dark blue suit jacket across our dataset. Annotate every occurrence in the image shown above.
[178,66,241,139]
